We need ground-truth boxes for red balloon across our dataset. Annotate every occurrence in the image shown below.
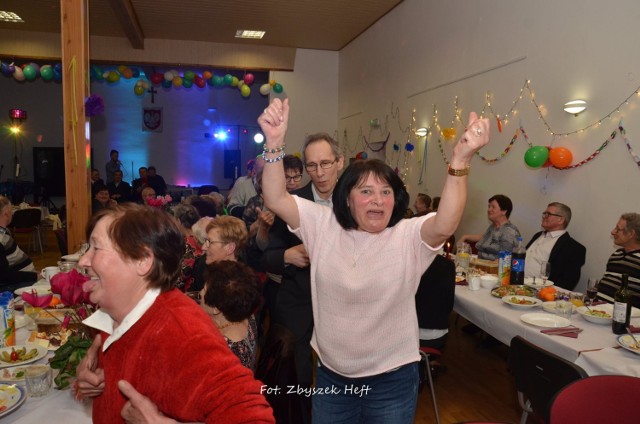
[151,73,164,85]
[244,73,255,85]
[194,76,206,88]
[549,147,573,168]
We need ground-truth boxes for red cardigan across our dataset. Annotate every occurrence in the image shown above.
[93,289,274,424]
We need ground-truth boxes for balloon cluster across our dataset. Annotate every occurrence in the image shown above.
[524,146,573,168]
[139,69,257,98]
[355,151,368,159]
[1,60,63,82]
[258,80,284,96]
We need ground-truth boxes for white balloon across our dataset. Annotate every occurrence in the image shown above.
[238,80,244,88]
[142,81,150,89]
[164,71,174,81]
[136,79,145,86]
[13,67,25,81]
[259,83,271,95]
[103,71,110,79]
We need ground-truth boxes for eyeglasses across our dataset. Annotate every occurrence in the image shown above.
[285,174,303,183]
[304,159,337,172]
[542,211,563,218]
[203,239,226,248]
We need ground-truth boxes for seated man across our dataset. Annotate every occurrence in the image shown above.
[524,202,585,290]
[596,213,640,308]
[0,196,37,288]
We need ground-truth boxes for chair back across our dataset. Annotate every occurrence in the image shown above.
[509,336,587,423]
[10,208,42,229]
[550,375,640,423]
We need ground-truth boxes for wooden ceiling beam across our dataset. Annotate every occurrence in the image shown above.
[106,0,145,49]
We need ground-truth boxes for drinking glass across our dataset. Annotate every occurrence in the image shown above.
[586,279,599,305]
[23,303,42,331]
[456,242,471,274]
[25,364,53,397]
[540,261,551,284]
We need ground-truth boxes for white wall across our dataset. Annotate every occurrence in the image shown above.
[339,0,640,291]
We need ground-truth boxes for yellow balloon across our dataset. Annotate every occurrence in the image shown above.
[240,84,250,97]
[231,76,239,87]
[172,76,183,87]
[269,79,276,86]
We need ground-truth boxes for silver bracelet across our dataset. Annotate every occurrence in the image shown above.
[262,151,286,163]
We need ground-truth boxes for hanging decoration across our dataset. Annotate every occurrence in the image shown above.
[84,94,105,117]
[524,145,549,168]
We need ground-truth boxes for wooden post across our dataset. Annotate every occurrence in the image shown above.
[61,0,91,253]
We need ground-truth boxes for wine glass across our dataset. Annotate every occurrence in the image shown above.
[586,278,599,305]
[540,261,551,285]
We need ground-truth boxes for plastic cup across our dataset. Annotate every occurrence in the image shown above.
[25,364,52,397]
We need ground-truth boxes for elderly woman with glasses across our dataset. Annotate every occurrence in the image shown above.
[190,216,248,292]
[258,98,490,423]
[74,204,273,423]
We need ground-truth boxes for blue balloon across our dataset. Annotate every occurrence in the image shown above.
[0,63,10,76]
[53,63,62,73]
[53,68,62,82]
[131,68,140,78]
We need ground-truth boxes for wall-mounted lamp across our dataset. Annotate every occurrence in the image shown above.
[415,127,429,137]
[9,108,27,126]
[563,100,587,116]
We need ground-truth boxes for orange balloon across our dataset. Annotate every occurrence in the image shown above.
[549,147,573,168]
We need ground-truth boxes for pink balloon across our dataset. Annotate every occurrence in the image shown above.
[244,73,255,85]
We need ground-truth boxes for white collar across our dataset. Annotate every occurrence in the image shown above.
[311,184,333,207]
[83,288,161,352]
[545,229,566,238]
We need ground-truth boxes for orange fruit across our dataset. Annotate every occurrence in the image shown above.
[48,297,62,307]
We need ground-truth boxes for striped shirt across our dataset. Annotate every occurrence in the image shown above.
[0,226,35,272]
[596,248,640,308]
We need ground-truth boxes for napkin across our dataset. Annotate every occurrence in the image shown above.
[46,214,63,230]
[629,325,640,333]
[541,326,583,338]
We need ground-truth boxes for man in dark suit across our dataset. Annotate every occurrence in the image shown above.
[257,133,344,424]
[107,170,131,203]
[524,202,586,290]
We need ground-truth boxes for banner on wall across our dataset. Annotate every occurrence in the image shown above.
[143,107,163,132]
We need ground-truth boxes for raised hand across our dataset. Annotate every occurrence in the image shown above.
[257,98,290,146]
[451,112,490,166]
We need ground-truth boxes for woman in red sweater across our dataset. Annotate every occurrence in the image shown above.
[75,203,273,423]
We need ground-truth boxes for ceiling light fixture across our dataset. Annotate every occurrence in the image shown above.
[235,30,266,39]
[563,100,587,116]
[0,11,24,23]
[415,127,429,137]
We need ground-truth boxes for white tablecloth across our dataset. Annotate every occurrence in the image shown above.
[2,314,92,422]
[454,285,640,375]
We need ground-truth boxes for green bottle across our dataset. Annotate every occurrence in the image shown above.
[612,273,632,335]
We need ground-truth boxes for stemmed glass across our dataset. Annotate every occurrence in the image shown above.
[586,279,599,306]
[540,261,551,285]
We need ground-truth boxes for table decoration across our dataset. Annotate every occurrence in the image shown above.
[47,269,95,389]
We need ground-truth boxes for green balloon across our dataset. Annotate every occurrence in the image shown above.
[183,78,193,88]
[184,71,195,81]
[213,75,224,87]
[272,83,283,93]
[223,74,233,85]
[524,146,549,168]
[40,65,53,81]
[23,65,36,81]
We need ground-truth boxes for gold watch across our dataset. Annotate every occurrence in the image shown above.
[447,164,470,176]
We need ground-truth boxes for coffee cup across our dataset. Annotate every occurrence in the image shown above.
[469,275,481,291]
[40,266,60,284]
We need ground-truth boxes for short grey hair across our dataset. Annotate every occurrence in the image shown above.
[548,202,572,227]
[621,212,640,242]
[192,217,214,245]
[302,132,342,163]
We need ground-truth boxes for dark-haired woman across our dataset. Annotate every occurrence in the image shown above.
[258,98,490,423]
[460,194,521,260]
[201,260,261,371]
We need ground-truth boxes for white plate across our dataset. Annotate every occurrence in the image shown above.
[520,312,571,328]
[502,295,542,309]
[542,301,577,314]
[0,384,26,418]
[0,366,27,383]
[524,277,554,288]
[61,254,81,262]
[13,285,52,296]
[584,303,640,318]
[617,334,640,355]
[0,345,48,369]
[576,306,612,324]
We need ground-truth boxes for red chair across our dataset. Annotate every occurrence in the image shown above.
[550,375,640,423]
[419,346,442,424]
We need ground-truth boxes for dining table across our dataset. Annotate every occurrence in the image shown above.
[454,283,640,377]
[1,310,92,422]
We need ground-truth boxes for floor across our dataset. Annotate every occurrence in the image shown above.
[26,227,523,424]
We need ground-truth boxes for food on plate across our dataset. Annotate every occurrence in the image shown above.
[0,347,39,363]
[584,309,611,319]
[0,367,26,381]
[508,296,536,305]
[491,285,536,298]
[29,328,72,349]
[538,286,557,301]
[455,275,466,284]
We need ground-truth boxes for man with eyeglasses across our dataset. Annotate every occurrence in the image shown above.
[596,213,640,308]
[524,202,586,290]
[257,133,344,424]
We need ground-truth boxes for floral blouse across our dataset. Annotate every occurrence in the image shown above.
[175,235,203,292]
[226,315,258,371]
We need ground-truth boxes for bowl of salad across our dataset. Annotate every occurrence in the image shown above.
[576,306,612,324]
[502,295,542,310]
